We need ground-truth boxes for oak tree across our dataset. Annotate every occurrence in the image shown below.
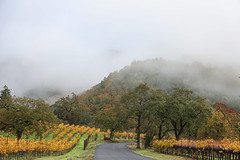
[121,83,152,148]
[0,97,57,140]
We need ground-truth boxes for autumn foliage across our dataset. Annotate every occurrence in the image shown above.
[0,123,96,157]
[153,138,240,153]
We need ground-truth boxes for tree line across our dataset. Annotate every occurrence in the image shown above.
[104,83,212,148]
[96,83,240,148]
[1,83,239,149]
[52,83,214,148]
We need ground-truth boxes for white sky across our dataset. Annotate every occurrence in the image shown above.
[0,0,240,95]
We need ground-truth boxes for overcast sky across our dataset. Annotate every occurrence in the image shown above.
[0,0,240,96]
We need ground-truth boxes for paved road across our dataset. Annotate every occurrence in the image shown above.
[94,143,155,160]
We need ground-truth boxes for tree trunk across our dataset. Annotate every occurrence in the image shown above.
[110,129,114,140]
[144,134,153,148]
[175,133,180,140]
[137,114,141,149]
[177,119,186,140]
[171,120,180,140]
[158,123,163,140]
[16,130,22,144]
[172,119,187,140]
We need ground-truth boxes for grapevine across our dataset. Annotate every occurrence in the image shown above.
[0,123,97,157]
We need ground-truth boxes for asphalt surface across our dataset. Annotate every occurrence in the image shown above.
[93,143,155,160]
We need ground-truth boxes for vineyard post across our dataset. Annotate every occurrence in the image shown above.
[84,138,89,150]
[6,136,9,144]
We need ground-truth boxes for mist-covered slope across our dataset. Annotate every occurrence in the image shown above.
[24,87,66,105]
[81,58,240,110]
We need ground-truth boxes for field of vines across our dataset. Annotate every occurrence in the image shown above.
[0,123,99,159]
[154,138,240,160]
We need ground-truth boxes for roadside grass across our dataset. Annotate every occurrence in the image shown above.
[128,143,192,160]
[36,133,106,160]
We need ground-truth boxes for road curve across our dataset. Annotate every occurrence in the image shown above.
[93,143,155,160]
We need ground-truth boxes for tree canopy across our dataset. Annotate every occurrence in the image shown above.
[0,97,57,139]
[121,83,152,148]
[0,85,57,140]
[53,93,91,125]
[165,88,212,140]
[121,84,212,148]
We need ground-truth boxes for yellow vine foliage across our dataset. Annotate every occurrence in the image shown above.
[101,132,108,137]
[140,134,145,139]
[153,138,240,153]
[114,132,120,138]
[120,131,128,138]
[107,129,111,136]
[95,128,100,136]
[0,123,96,157]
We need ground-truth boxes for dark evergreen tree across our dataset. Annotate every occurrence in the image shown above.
[0,85,12,110]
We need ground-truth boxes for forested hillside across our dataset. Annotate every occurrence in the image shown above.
[78,58,240,111]
[51,58,240,144]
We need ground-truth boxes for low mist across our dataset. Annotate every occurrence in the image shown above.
[0,0,240,101]
[125,59,240,97]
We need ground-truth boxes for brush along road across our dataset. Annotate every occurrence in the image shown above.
[94,143,155,160]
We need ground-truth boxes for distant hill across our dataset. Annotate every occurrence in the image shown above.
[24,88,66,105]
[78,58,240,111]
